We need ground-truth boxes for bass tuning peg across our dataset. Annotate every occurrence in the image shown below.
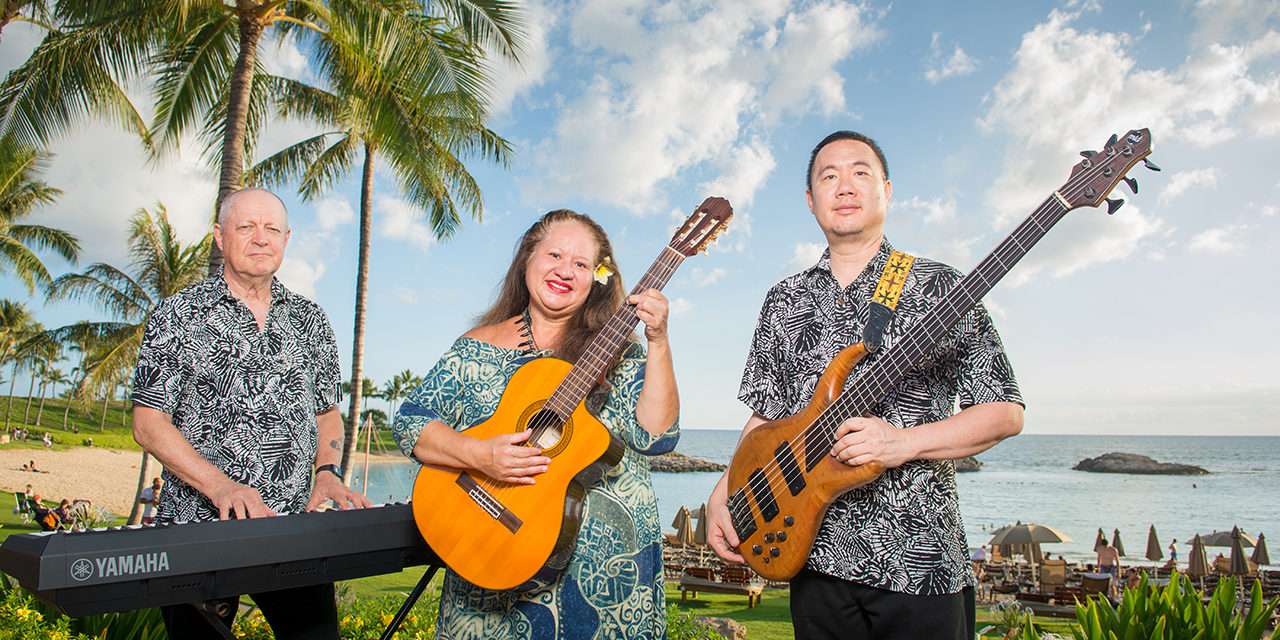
[1107,133,1118,146]
[1142,158,1162,172]
[1122,177,1138,194]
[1080,150,1096,158]
[1105,198,1125,215]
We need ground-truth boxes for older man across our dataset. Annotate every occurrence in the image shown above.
[132,188,369,639]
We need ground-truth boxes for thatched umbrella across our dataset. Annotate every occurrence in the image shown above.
[1251,533,1270,566]
[693,504,709,546]
[671,505,690,532]
[1094,528,1108,552]
[1229,526,1251,576]
[1112,528,1127,557]
[1145,525,1163,562]
[1195,530,1257,547]
[672,506,694,547]
[1187,534,1210,578]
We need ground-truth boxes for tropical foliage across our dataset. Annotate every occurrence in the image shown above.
[0,139,79,293]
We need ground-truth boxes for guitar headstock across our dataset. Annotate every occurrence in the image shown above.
[1062,128,1158,214]
[670,197,734,256]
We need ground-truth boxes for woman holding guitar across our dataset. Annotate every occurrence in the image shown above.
[392,209,680,639]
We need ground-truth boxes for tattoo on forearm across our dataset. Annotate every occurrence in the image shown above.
[329,439,340,450]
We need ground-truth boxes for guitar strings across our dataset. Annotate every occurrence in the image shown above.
[726,144,1144,530]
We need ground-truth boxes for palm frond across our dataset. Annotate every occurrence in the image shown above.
[245,132,338,190]
[0,235,53,292]
[5,224,80,263]
[46,263,152,321]
[150,8,237,154]
[297,134,358,200]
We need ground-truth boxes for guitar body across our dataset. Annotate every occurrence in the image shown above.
[411,357,624,591]
[726,342,886,581]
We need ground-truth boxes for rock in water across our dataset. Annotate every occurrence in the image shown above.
[953,456,983,472]
[1073,452,1208,475]
[650,451,727,473]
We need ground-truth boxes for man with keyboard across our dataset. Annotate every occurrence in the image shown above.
[131,188,370,639]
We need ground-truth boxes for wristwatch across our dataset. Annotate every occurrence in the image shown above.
[315,464,342,479]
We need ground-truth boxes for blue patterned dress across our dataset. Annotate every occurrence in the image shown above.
[392,337,679,640]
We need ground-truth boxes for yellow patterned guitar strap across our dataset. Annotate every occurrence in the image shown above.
[863,249,915,352]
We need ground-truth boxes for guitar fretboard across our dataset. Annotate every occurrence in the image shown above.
[543,247,686,418]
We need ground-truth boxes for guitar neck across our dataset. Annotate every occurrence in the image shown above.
[804,194,1071,461]
[543,247,687,417]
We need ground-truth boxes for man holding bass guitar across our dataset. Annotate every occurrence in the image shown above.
[707,131,1025,639]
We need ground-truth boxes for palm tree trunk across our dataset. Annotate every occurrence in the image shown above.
[34,381,47,427]
[208,5,267,277]
[5,362,17,431]
[61,398,71,431]
[22,374,35,424]
[98,390,110,431]
[127,450,152,525]
[0,2,21,40]
[340,143,375,486]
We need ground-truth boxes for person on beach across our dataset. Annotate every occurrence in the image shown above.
[131,188,370,640]
[705,130,1024,640]
[392,209,680,639]
[1167,539,1178,568]
[137,476,163,525]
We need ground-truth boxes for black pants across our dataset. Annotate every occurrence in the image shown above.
[790,569,975,640]
[159,583,339,640]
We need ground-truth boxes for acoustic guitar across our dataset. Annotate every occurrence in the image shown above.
[412,197,733,590]
[725,129,1158,581]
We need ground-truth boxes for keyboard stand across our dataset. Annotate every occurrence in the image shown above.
[378,563,442,640]
[195,600,236,640]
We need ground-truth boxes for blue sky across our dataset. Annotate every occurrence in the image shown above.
[2,0,1278,435]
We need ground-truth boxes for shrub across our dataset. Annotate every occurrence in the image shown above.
[666,603,725,640]
[1016,572,1280,640]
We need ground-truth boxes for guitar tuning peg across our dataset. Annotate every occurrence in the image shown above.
[1079,150,1096,158]
[1122,176,1139,194]
[1142,158,1162,172]
[1105,198,1125,215]
[1107,133,1118,146]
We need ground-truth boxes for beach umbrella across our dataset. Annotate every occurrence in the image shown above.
[1229,526,1251,576]
[1251,533,1270,566]
[693,504,709,546]
[1187,534,1210,578]
[1194,529,1257,547]
[987,522,1072,546]
[1094,528,1108,551]
[672,507,694,547]
[671,505,690,532]
[1112,529,1127,557]
[1145,525,1163,562]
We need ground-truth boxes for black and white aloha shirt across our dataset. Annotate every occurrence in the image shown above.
[132,271,342,524]
[738,238,1022,595]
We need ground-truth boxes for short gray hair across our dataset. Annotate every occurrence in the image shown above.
[217,188,289,226]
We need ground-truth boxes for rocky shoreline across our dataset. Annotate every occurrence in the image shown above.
[651,451,726,473]
[954,456,982,472]
[1073,452,1209,475]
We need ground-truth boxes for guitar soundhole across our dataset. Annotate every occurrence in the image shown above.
[527,409,569,455]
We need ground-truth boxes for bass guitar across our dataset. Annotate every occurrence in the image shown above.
[725,129,1158,581]
[413,197,733,590]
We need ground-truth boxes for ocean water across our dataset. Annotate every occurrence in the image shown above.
[358,432,1280,567]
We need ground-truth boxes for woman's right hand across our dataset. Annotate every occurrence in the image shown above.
[707,475,745,563]
[469,430,551,484]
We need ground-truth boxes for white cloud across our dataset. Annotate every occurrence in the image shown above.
[531,1,881,214]
[393,286,418,304]
[976,8,1276,281]
[1191,0,1280,47]
[484,0,554,116]
[277,254,326,299]
[668,297,693,317]
[376,196,435,250]
[895,194,957,224]
[1262,205,1279,217]
[1159,168,1220,204]
[690,267,727,287]
[313,198,355,231]
[1188,223,1248,254]
[787,241,825,273]
[924,33,978,84]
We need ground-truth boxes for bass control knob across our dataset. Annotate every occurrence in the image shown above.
[777,531,788,542]
[783,516,795,526]
[770,547,780,557]
[763,533,775,543]
[752,544,763,555]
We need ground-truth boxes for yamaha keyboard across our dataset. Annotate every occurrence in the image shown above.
[0,503,438,616]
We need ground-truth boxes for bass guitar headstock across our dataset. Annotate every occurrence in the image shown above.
[1063,128,1159,214]
[670,197,734,256]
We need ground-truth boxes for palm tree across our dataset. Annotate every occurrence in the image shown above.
[381,368,418,423]
[29,339,59,427]
[0,299,35,429]
[46,204,209,510]
[0,139,80,293]
[251,8,514,484]
[39,366,67,428]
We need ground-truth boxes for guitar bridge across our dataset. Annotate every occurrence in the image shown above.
[455,473,523,533]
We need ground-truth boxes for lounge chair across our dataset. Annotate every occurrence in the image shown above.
[678,563,764,608]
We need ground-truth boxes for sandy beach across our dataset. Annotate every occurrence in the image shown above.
[1,447,406,516]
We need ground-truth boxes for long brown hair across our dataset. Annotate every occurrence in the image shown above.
[474,210,627,364]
